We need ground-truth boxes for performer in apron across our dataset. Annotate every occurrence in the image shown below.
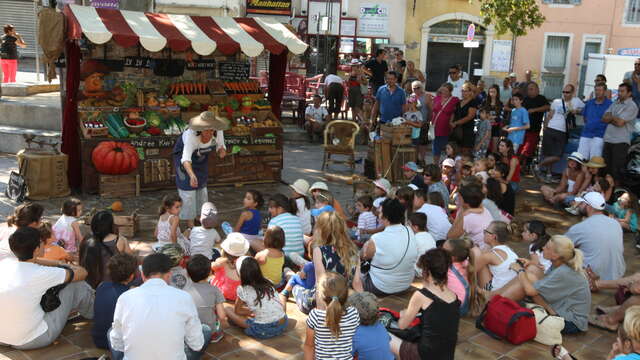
[173,109,227,227]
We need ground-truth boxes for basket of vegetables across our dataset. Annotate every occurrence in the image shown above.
[124,111,147,134]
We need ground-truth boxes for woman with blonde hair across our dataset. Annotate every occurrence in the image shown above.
[498,235,591,334]
[402,60,425,93]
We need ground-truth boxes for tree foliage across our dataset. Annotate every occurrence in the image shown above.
[472,0,546,36]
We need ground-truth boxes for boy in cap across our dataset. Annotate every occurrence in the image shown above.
[158,243,192,290]
[189,202,221,261]
[402,161,427,191]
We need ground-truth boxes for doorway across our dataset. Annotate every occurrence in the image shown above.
[307,35,339,76]
[425,42,484,92]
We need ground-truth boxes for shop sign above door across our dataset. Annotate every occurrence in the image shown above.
[358,3,389,37]
[246,0,292,16]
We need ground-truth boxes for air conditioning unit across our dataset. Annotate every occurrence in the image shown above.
[300,0,308,15]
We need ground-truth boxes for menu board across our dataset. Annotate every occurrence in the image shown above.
[218,61,250,81]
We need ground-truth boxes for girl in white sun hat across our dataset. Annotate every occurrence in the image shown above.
[373,178,392,211]
[309,181,347,219]
[290,179,312,235]
[212,233,250,301]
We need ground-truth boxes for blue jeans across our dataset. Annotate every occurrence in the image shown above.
[561,320,581,334]
[109,324,212,360]
[510,181,520,193]
[245,316,288,339]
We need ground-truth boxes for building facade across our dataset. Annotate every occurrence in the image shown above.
[512,0,640,99]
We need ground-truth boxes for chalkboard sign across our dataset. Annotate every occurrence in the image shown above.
[218,61,250,81]
[186,59,216,71]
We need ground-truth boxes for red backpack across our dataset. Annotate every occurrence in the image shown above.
[476,295,536,345]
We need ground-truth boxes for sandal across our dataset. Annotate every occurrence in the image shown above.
[588,314,619,332]
[595,305,620,315]
[551,344,577,360]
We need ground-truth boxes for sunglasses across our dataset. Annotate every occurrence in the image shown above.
[484,229,494,235]
[562,91,572,94]
[449,72,458,75]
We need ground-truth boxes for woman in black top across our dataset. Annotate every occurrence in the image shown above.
[492,162,516,215]
[1,24,26,83]
[450,82,479,153]
[389,248,460,360]
[483,84,503,153]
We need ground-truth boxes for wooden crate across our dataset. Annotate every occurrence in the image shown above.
[99,174,140,198]
[387,146,417,186]
[380,124,412,145]
[114,213,139,238]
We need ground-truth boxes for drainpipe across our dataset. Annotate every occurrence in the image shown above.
[509,34,516,73]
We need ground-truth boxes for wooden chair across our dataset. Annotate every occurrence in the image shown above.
[322,120,360,172]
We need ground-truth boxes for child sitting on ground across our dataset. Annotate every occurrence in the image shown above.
[521,220,552,273]
[190,202,221,261]
[155,194,190,252]
[186,254,228,343]
[255,226,286,286]
[290,180,312,236]
[304,272,360,359]
[225,256,288,339]
[353,195,377,247]
[611,190,639,233]
[373,178,392,212]
[234,190,264,240]
[279,261,316,312]
[91,253,137,349]
[408,212,436,277]
[39,221,73,263]
[53,198,83,256]
[348,291,394,360]
[443,238,481,317]
[212,233,249,301]
[310,182,347,219]
[474,158,490,184]
[441,158,456,193]
[158,243,192,290]
[311,190,336,219]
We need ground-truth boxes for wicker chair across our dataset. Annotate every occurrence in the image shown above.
[322,120,360,172]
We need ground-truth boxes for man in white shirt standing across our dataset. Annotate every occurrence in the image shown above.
[109,253,210,360]
[0,227,94,350]
[304,94,331,142]
[537,84,584,181]
[447,65,465,98]
[324,73,344,120]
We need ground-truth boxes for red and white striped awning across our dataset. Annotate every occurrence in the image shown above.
[64,4,307,57]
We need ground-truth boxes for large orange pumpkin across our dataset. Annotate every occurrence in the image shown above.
[91,141,139,175]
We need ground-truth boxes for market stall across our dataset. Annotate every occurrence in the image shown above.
[58,4,308,194]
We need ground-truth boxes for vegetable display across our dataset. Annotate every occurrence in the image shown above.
[91,141,139,175]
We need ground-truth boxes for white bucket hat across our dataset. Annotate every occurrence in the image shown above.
[309,181,329,192]
[221,233,250,257]
[374,178,392,194]
[290,179,310,195]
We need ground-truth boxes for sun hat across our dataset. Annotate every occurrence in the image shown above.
[309,181,329,192]
[442,158,455,168]
[373,178,392,194]
[402,161,419,172]
[290,179,310,195]
[575,192,606,211]
[235,255,251,274]
[221,233,250,257]
[567,152,584,164]
[584,156,606,168]
[158,243,185,267]
[189,108,229,131]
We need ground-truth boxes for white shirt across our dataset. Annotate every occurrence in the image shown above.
[370,224,418,294]
[324,74,343,86]
[414,231,436,277]
[548,97,585,132]
[180,128,226,165]
[0,259,67,346]
[295,197,312,235]
[189,226,221,260]
[448,77,466,98]
[0,225,17,262]
[305,105,329,124]
[109,278,204,360]
[416,203,452,241]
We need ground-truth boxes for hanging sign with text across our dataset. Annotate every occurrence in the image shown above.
[358,3,389,37]
[218,62,251,81]
[186,59,216,71]
[246,0,292,16]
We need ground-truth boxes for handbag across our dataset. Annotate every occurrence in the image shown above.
[476,295,536,345]
[361,226,411,274]
[431,97,453,140]
[5,158,28,203]
[561,98,577,134]
[40,266,74,312]
[378,307,422,342]
[525,303,564,346]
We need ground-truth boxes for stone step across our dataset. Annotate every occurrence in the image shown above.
[282,123,310,143]
[0,125,61,154]
[1,82,60,97]
[0,93,62,131]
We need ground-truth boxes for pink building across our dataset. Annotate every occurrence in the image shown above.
[512,0,640,99]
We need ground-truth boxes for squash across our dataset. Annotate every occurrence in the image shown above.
[91,141,139,175]
[110,201,123,212]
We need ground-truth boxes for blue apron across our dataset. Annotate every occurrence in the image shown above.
[632,80,640,118]
[173,132,215,191]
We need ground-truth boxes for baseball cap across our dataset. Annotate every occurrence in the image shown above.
[575,192,606,211]
[373,178,392,194]
[442,158,455,167]
[408,184,419,190]
[402,161,418,172]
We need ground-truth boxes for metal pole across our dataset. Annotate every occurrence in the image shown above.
[34,0,40,82]
[467,47,472,80]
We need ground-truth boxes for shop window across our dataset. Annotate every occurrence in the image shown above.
[625,0,640,24]
[541,73,565,100]
[543,35,570,70]
[543,0,580,5]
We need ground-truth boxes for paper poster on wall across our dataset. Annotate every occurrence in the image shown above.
[358,3,389,37]
[307,1,341,36]
[491,40,512,72]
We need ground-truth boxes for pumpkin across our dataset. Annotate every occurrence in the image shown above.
[92,141,139,175]
[110,201,123,212]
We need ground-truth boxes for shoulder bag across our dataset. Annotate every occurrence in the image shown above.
[41,266,74,312]
[524,303,564,346]
[5,158,28,203]
[431,97,453,141]
[361,226,411,274]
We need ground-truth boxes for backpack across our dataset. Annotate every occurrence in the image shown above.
[476,295,536,345]
[378,307,422,342]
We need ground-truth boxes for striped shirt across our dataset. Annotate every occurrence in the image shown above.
[307,306,360,360]
[356,211,377,238]
[268,212,305,256]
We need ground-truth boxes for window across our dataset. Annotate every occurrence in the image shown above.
[543,0,580,4]
[541,73,565,100]
[544,36,570,69]
[626,0,640,24]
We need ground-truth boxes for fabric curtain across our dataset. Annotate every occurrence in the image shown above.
[268,50,288,119]
[544,36,569,69]
[61,40,81,189]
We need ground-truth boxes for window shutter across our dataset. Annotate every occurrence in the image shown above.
[570,0,581,4]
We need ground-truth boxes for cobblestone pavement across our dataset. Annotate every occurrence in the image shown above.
[0,144,630,359]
